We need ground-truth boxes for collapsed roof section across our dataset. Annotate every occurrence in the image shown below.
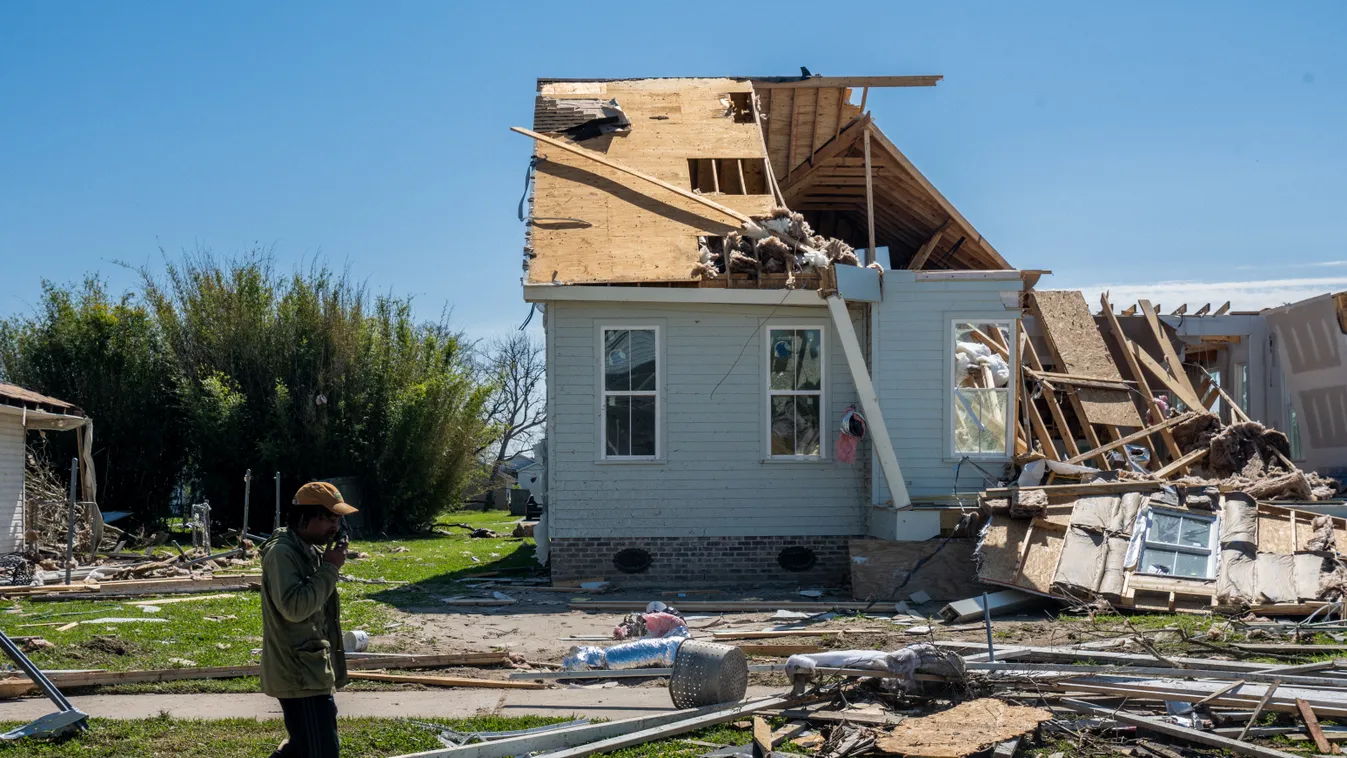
[523,75,1008,287]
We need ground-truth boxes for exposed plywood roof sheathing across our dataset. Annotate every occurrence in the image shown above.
[526,78,776,285]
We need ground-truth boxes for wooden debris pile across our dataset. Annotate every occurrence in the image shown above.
[1012,291,1340,501]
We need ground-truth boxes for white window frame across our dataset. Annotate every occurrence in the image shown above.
[764,324,827,461]
[598,325,661,461]
[949,319,1016,459]
[1138,507,1219,580]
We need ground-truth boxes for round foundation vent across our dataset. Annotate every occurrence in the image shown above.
[612,548,653,574]
[777,546,817,572]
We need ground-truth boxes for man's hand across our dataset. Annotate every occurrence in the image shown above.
[322,541,348,569]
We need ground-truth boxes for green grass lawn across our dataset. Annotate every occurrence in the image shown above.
[0,510,537,693]
[0,715,801,758]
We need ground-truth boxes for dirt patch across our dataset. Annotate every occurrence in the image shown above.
[67,635,147,661]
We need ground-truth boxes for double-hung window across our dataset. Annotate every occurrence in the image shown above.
[1139,509,1217,579]
[952,321,1013,457]
[767,327,824,459]
[601,327,659,459]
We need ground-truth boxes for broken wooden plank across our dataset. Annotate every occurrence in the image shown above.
[1061,698,1300,758]
[1154,448,1209,479]
[1196,679,1248,707]
[0,652,510,697]
[1021,329,1082,459]
[348,672,545,690]
[1138,299,1203,402]
[1297,698,1335,754]
[1240,680,1282,741]
[1062,415,1187,465]
[982,481,1164,498]
[1101,292,1184,466]
[752,716,772,758]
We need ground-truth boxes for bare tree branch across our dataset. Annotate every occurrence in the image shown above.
[476,332,546,481]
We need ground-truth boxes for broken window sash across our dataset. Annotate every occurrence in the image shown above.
[952,321,1013,456]
[1137,507,1218,579]
[767,328,824,458]
[602,328,659,458]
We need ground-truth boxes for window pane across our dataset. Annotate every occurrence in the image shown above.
[1151,514,1181,544]
[954,389,1008,455]
[605,395,630,456]
[1179,518,1211,548]
[604,330,631,392]
[770,396,794,455]
[769,330,796,391]
[794,396,821,456]
[1175,551,1209,578]
[1141,549,1177,575]
[796,329,822,391]
[630,396,656,456]
[629,330,657,392]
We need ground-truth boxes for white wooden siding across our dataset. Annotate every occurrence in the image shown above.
[0,417,25,554]
[872,272,1023,501]
[545,301,867,538]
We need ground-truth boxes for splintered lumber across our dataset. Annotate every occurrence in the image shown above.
[981,481,1164,498]
[1101,292,1184,464]
[1129,342,1206,411]
[1061,699,1300,758]
[1022,327,1082,459]
[752,716,772,758]
[1297,699,1335,754]
[1139,300,1203,402]
[1153,448,1209,478]
[1196,679,1248,707]
[348,673,545,690]
[1240,681,1282,740]
[1062,415,1187,465]
[0,652,510,697]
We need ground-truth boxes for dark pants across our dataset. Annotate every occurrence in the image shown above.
[270,694,339,758]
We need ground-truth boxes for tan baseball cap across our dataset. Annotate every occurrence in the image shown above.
[293,481,358,515]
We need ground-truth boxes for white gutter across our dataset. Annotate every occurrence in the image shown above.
[523,284,825,307]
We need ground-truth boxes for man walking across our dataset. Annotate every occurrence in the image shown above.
[261,481,357,758]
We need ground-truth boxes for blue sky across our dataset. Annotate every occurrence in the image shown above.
[3,2,1345,338]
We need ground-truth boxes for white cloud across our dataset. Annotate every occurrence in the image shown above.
[1070,276,1347,313]
[1235,260,1347,271]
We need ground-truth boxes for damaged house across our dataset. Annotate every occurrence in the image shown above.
[515,73,1345,596]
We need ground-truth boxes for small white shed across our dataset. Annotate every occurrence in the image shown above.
[0,384,94,555]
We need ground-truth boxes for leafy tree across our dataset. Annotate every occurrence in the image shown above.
[0,278,187,525]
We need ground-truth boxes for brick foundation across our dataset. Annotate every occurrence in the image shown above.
[549,535,851,587]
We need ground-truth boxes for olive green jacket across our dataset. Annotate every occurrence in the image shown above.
[259,528,348,699]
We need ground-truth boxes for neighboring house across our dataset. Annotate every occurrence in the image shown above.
[499,452,536,477]
[0,383,96,554]
[517,73,1343,587]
